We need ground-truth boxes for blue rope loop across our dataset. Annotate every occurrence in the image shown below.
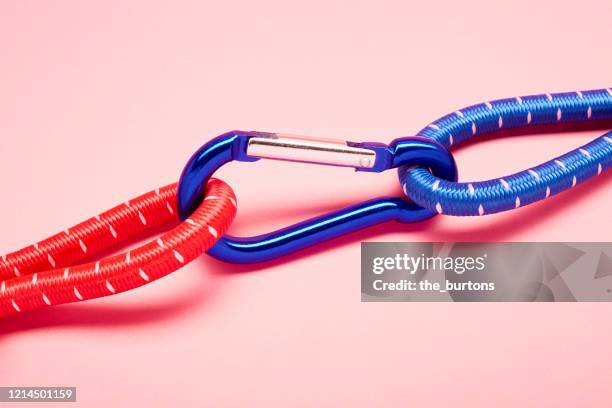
[399,88,612,216]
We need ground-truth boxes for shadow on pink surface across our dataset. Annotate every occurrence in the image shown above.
[1,169,608,335]
[0,266,223,335]
[1,122,610,333]
[210,169,611,274]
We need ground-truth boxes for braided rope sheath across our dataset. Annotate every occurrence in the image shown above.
[400,88,612,216]
[0,179,237,318]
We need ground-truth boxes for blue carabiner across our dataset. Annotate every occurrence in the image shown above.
[177,131,457,263]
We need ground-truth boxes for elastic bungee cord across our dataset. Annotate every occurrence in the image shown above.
[1,88,611,316]
[0,180,236,318]
[401,88,612,215]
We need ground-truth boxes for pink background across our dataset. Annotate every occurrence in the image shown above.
[1,0,611,406]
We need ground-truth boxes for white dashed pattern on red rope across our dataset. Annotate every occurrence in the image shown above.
[0,179,236,318]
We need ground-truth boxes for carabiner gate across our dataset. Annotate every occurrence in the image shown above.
[177,131,457,263]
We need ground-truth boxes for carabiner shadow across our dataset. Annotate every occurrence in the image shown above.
[204,146,610,274]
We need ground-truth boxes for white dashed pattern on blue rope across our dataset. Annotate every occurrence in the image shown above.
[399,88,612,216]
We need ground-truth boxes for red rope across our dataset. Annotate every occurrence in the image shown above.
[0,178,236,318]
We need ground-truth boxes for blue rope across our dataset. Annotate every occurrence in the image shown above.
[399,88,612,216]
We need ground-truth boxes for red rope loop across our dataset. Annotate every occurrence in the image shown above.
[0,178,236,318]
